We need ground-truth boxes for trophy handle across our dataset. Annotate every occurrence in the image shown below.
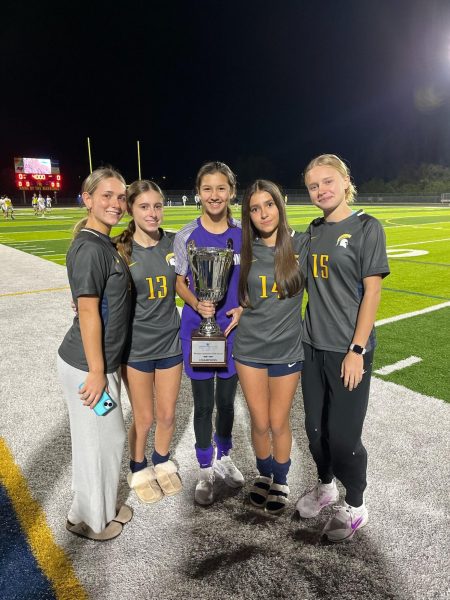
[187,240,199,279]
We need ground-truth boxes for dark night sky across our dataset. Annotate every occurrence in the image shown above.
[2,0,450,195]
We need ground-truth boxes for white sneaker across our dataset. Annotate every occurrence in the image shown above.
[323,502,368,542]
[296,479,339,518]
[194,467,215,505]
[213,456,244,488]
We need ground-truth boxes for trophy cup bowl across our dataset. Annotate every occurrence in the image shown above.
[187,240,234,366]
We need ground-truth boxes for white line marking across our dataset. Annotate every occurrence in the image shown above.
[376,301,450,326]
[0,229,70,235]
[387,238,450,248]
[375,356,422,376]
[12,246,46,250]
[385,220,448,227]
[9,237,71,243]
[386,249,428,258]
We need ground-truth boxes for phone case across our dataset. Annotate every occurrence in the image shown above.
[79,384,118,416]
[93,390,118,416]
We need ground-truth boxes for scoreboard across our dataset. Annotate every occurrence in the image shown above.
[14,157,63,191]
[16,172,62,191]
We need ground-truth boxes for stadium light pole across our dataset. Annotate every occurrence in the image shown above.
[87,137,93,174]
[137,140,142,180]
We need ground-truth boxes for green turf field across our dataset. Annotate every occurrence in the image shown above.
[1,204,449,402]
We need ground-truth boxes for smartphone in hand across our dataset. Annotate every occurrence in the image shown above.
[79,384,118,416]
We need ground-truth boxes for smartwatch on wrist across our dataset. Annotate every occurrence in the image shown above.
[349,343,366,355]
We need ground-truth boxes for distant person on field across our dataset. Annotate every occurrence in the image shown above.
[45,195,52,212]
[32,194,39,215]
[194,193,201,210]
[182,195,187,207]
[37,193,46,216]
[4,196,14,220]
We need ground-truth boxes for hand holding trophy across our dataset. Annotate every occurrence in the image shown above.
[187,239,234,367]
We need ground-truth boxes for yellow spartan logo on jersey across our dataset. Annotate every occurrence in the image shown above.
[336,233,352,248]
[166,252,176,267]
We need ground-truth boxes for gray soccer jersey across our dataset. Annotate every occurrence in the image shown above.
[125,230,181,362]
[303,210,389,353]
[58,229,132,372]
[233,231,308,364]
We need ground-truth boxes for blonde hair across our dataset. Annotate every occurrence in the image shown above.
[73,167,126,238]
[304,154,356,204]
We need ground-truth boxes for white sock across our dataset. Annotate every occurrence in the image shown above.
[320,479,335,489]
[345,501,365,512]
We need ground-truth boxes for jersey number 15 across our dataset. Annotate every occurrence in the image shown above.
[312,254,329,279]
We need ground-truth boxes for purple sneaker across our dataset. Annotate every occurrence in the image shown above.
[296,479,339,518]
[323,502,368,542]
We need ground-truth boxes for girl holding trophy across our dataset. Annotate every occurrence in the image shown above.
[174,161,244,505]
[233,180,307,514]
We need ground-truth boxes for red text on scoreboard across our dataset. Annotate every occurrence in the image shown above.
[16,173,63,191]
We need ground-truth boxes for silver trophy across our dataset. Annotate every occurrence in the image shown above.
[187,240,234,366]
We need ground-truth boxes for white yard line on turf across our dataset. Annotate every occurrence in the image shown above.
[12,246,46,250]
[0,229,71,235]
[387,237,450,248]
[376,301,450,326]
[375,356,422,376]
[6,237,71,243]
[385,220,446,228]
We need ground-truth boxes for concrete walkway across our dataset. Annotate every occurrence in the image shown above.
[0,244,448,600]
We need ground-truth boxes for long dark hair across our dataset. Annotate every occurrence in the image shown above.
[239,179,303,306]
[196,161,237,227]
[114,179,164,264]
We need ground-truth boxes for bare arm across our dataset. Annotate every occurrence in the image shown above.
[341,275,382,391]
[78,295,107,408]
[175,274,215,319]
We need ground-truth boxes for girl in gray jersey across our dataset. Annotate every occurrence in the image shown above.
[297,154,389,542]
[115,180,183,504]
[58,167,133,541]
[234,180,307,514]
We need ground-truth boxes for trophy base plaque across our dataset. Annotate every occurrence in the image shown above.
[190,331,227,368]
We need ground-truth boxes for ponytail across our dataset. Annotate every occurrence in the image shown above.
[114,220,136,264]
[72,217,88,240]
